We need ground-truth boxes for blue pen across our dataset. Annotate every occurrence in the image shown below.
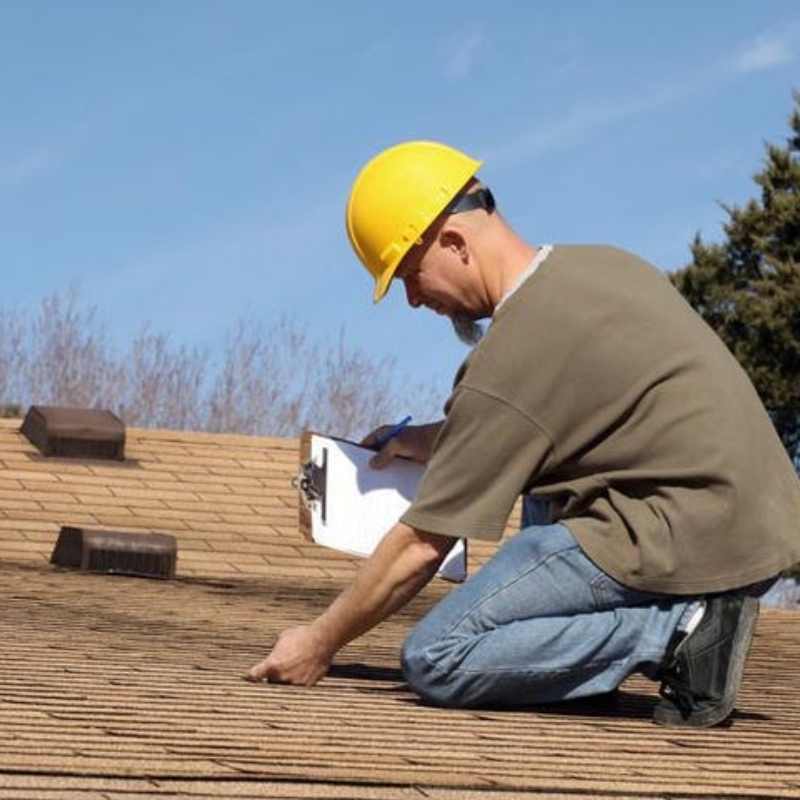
[373,415,413,449]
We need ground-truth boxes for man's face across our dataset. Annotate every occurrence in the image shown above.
[393,231,475,319]
[393,230,486,345]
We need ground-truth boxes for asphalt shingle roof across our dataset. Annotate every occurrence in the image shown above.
[1,418,799,799]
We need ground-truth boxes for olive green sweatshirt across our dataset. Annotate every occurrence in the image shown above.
[402,245,800,594]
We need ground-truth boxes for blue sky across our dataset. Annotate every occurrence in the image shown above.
[2,1,799,409]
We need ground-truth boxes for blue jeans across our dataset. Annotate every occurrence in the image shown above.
[401,507,691,708]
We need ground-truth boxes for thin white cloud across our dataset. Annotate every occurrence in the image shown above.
[0,147,57,187]
[486,80,691,169]
[486,23,800,170]
[443,30,485,81]
[735,33,794,73]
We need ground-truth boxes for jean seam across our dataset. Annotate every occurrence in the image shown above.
[422,651,626,678]
[436,543,584,642]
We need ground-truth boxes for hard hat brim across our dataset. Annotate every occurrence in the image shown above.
[373,266,395,303]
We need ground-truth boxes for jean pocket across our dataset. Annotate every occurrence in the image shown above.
[589,571,620,611]
[589,569,661,611]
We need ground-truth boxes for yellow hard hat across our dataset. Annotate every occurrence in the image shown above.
[345,141,482,303]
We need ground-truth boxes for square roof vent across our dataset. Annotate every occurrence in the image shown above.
[51,526,177,579]
[21,405,125,460]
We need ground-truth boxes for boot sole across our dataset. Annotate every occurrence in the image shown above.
[653,595,759,728]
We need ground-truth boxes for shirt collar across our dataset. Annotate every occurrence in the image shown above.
[494,244,553,316]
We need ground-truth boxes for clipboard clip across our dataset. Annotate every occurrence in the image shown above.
[292,447,328,523]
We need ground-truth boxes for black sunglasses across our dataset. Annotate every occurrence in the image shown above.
[447,187,496,215]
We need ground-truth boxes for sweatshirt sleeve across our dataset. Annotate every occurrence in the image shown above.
[401,386,554,540]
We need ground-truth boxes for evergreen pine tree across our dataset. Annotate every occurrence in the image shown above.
[671,91,800,469]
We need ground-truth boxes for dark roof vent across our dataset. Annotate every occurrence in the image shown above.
[21,405,125,460]
[51,527,177,579]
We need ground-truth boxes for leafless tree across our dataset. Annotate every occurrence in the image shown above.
[1,289,444,437]
[14,288,124,409]
[207,318,442,438]
[119,327,209,431]
[0,307,26,410]
[302,329,416,439]
[207,317,309,436]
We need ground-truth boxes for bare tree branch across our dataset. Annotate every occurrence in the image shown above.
[1,289,444,438]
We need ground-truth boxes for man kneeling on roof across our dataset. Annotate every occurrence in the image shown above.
[248,141,800,728]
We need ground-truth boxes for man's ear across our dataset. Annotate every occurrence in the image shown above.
[439,228,469,264]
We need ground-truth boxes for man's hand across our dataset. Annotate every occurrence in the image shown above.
[361,421,444,469]
[244,523,452,690]
[246,625,333,686]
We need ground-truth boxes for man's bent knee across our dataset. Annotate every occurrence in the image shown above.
[400,630,468,708]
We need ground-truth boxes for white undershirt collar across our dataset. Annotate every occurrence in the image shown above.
[494,244,553,316]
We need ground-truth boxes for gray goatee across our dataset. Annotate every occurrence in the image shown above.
[450,314,485,347]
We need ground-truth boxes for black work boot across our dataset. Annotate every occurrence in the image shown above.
[653,592,760,728]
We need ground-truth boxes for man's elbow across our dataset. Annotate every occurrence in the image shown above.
[395,523,456,573]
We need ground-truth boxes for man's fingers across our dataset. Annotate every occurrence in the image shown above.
[363,425,399,469]
[369,441,397,469]
[360,425,392,449]
[247,656,276,683]
[370,452,390,469]
[246,625,333,687]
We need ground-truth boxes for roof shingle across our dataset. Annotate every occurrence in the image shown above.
[1,417,798,799]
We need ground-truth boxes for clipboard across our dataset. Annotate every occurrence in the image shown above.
[295,431,467,582]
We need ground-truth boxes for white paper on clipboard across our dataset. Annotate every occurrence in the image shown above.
[303,433,467,582]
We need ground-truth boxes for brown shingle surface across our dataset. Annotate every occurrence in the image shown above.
[1,562,799,798]
[1,417,799,798]
[0,418,509,578]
